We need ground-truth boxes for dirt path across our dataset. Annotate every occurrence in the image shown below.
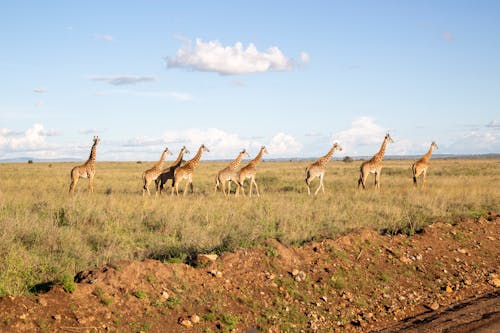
[376,291,500,332]
[0,212,498,332]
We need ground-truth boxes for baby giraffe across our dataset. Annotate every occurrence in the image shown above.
[69,136,100,194]
[171,144,210,196]
[215,149,250,196]
[412,141,438,189]
[305,143,342,195]
[142,147,172,196]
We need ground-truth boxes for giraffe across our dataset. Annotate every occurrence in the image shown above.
[69,136,100,194]
[412,141,438,189]
[155,146,190,194]
[236,146,268,197]
[358,133,394,190]
[215,149,250,196]
[142,147,172,196]
[171,144,210,196]
[305,143,343,195]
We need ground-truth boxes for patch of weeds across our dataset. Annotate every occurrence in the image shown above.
[165,296,181,309]
[264,245,278,257]
[380,273,391,282]
[60,274,76,293]
[220,313,239,331]
[101,296,113,306]
[133,290,147,299]
[37,319,49,333]
[166,257,183,264]
[145,274,155,284]
[451,231,467,241]
[202,312,216,322]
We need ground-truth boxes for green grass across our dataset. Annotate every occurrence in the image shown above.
[0,158,498,295]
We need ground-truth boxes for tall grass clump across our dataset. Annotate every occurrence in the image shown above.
[0,158,498,295]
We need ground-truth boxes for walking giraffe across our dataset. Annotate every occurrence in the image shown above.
[358,133,394,190]
[215,149,250,196]
[236,146,268,197]
[69,136,100,194]
[142,147,172,196]
[155,146,190,194]
[171,144,210,196]
[412,141,438,189]
[305,143,342,195]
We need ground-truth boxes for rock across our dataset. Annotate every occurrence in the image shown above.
[209,270,223,278]
[446,285,453,293]
[178,317,193,327]
[52,314,62,321]
[190,314,200,324]
[429,302,440,311]
[292,269,300,276]
[196,253,218,265]
[160,291,169,299]
[488,278,500,288]
[400,256,412,264]
[37,298,47,307]
[463,279,472,286]
[457,248,467,254]
[320,296,328,302]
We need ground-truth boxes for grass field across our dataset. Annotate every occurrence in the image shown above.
[0,158,498,295]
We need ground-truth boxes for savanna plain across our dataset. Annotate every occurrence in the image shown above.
[0,158,499,332]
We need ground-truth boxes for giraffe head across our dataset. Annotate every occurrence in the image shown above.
[93,136,100,145]
[181,145,190,155]
[241,149,250,158]
[163,147,173,156]
[261,146,269,155]
[332,142,343,152]
[200,144,210,153]
[431,141,438,150]
[385,133,394,143]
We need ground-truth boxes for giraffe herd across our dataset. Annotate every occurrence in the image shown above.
[69,134,438,195]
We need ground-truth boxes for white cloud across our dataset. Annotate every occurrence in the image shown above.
[0,124,58,152]
[447,131,499,154]
[300,52,310,64]
[486,120,500,129]
[267,132,302,156]
[91,75,156,86]
[96,89,192,101]
[96,34,113,42]
[166,38,307,75]
[332,117,387,155]
[33,87,47,93]
[79,128,105,135]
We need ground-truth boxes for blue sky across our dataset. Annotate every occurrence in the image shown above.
[1,1,499,161]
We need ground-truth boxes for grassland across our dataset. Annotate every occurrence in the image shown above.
[0,158,498,295]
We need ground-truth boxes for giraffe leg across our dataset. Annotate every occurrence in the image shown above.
[306,177,311,196]
[221,181,227,197]
[88,176,94,193]
[314,174,324,195]
[375,172,381,189]
[253,178,260,197]
[189,181,194,194]
[422,170,427,190]
[69,171,79,194]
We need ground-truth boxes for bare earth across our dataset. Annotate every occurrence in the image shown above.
[0,213,498,332]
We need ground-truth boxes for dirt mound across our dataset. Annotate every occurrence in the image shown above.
[0,213,498,332]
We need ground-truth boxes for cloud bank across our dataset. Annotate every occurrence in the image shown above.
[91,75,156,86]
[166,38,309,75]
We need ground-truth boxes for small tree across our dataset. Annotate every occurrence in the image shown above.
[343,156,353,163]
[27,160,34,164]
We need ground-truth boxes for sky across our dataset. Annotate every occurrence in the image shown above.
[1,1,499,161]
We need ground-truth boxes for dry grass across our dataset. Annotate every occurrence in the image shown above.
[0,158,498,295]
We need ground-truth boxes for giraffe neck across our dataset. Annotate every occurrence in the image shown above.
[187,147,204,168]
[249,149,265,167]
[373,138,388,162]
[318,147,336,167]
[154,150,168,169]
[228,153,245,170]
[86,143,98,166]
[169,150,185,168]
[421,145,434,163]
